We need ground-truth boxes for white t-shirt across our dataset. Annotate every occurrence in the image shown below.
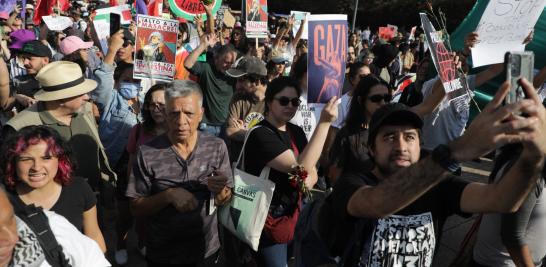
[289,93,323,140]
[332,93,352,129]
[25,210,111,267]
[421,75,476,150]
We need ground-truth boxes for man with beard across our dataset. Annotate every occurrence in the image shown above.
[322,79,546,266]
[0,40,51,111]
[225,56,267,160]
[184,33,237,137]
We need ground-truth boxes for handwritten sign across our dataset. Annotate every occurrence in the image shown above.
[42,16,73,31]
[290,11,310,40]
[307,14,347,104]
[134,15,179,82]
[421,13,469,103]
[471,0,545,67]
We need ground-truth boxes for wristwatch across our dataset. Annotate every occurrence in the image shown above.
[431,144,461,174]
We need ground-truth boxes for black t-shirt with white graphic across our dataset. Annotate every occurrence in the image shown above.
[331,171,470,266]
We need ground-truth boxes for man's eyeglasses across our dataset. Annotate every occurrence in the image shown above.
[368,93,392,103]
[274,96,301,107]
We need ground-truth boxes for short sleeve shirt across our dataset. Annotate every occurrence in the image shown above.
[331,171,470,266]
[188,61,235,125]
[243,120,307,217]
[227,93,265,160]
[126,133,232,264]
[11,177,96,232]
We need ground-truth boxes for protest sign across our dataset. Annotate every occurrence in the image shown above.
[471,0,545,67]
[387,24,398,36]
[95,5,132,24]
[42,15,73,31]
[245,0,268,38]
[134,15,179,82]
[409,26,417,41]
[379,26,395,40]
[420,13,469,103]
[92,13,111,53]
[307,14,347,104]
[168,0,222,21]
[290,11,310,39]
[223,10,236,28]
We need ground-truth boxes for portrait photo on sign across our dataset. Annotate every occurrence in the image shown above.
[134,15,179,81]
[246,0,267,22]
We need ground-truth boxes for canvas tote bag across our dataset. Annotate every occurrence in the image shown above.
[219,126,275,251]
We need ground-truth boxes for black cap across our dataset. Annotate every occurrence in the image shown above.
[21,40,52,59]
[226,56,267,77]
[368,103,423,145]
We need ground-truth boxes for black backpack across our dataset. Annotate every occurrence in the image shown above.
[8,194,72,267]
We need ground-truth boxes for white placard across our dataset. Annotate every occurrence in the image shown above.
[290,11,310,40]
[93,13,110,53]
[42,16,73,31]
[471,0,545,67]
[95,4,132,25]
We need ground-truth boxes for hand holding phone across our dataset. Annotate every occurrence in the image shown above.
[110,13,121,37]
[504,51,534,105]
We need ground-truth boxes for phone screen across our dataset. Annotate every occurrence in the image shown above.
[110,13,121,37]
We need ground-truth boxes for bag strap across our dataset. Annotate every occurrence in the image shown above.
[8,194,71,267]
[235,125,263,170]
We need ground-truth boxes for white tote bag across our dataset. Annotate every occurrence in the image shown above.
[218,126,275,251]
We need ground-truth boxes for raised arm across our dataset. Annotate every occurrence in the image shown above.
[202,2,215,34]
[265,97,339,189]
[291,16,306,50]
[459,79,546,214]
[0,58,14,110]
[348,81,540,218]
[184,33,215,70]
[410,78,445,117]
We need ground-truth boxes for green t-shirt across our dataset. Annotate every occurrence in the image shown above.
[189,61,235,125]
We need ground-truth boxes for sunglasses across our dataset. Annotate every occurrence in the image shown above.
[275,96,301,107]
[122,40,134,47]
[238,75,261,84]
[368,93,392,103]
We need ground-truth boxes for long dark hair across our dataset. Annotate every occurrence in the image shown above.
[141,83,167,133]
[344,74,388,131]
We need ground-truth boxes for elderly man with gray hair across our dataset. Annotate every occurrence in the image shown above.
[126,80,233,266]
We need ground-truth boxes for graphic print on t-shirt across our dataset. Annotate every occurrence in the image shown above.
[244,111,264,129]
[367,212,435,267]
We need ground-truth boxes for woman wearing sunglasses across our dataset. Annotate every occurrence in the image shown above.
[242,76,338,266]
[329,74,445,182]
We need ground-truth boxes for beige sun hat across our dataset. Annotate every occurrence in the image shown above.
[34,61,98,101]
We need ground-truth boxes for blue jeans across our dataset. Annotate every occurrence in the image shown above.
[258,242,287,267]
[199,123,223,138]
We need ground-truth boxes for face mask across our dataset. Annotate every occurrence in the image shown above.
[119,82,140,99]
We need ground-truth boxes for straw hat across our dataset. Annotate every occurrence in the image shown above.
[34,61,97,101]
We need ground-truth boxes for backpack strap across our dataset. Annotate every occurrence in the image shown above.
[8,194,72,267]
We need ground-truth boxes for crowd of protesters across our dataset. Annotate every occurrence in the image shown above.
[0,0,545,267]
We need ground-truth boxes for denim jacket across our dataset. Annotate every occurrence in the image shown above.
[94,62,141,167]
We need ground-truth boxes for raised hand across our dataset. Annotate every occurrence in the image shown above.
[450,82,539,162]
[319,96,339,124]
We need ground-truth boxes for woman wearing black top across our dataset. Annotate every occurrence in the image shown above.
[0,126,105,252]
[329,75,391,181]
[243,77,338,266]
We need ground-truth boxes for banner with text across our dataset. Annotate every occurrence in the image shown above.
[168,0,222,21]
[245,0,268,38]
[471,0,545,67]
[307,14,347,104]
[134,15,179,82]
[420,13,469,103]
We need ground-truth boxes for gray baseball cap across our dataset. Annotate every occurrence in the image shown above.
[226,56,267,78]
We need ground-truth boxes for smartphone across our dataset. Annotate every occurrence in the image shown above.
[110,13,121,37]
[504,51,534,105]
